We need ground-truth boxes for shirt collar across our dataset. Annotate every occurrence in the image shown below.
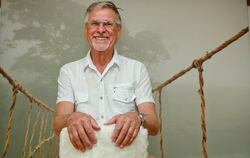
[111,49,121,67]
[83,49,121,71]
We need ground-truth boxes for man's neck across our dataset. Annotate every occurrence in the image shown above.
[90,49,114,74]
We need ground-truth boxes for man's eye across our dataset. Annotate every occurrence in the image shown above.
[104,22,113,27]
[91,22,99,26]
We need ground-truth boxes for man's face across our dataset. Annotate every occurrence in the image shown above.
[85,8,122,52]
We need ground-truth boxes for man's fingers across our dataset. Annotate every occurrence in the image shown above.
[84,121,97,144]
[68,127,85,152]
[128,126,140,145]
[65,113,101,152]
[91,118,101,131]
[115,120,130,146]
[77,126,93,150]
[120,125,135,148]
[68,131,79,150]
[111,119,124,142]
[105,116,117,125]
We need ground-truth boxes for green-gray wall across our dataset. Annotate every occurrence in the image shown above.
[1,0,250,157]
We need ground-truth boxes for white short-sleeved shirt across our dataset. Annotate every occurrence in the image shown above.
[56,50,154,123]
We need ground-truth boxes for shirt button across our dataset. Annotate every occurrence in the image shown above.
[100,96,103,100]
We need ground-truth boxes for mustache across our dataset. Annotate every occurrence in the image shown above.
[93,33,109,37]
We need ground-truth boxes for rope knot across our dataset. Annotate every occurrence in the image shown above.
[192,59,201,68]
[192,59,204,72]
[12,80,21,94]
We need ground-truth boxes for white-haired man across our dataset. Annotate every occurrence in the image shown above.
[54,1,160,152]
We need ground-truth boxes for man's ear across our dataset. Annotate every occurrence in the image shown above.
[117,25,122,39]
[84,24,88,38]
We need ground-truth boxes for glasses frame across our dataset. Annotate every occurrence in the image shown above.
[86,19,119,30]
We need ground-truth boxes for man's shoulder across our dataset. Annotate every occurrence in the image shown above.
[118,55,144,67]
[60,58,86,71]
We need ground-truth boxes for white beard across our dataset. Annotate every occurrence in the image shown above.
[92,33,111,51]
[93,41,110,51]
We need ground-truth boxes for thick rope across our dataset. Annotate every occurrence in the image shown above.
[0,67,55,112]
[196,64,208,158]
[0,67,57,158]
[2,84,20,158]
[158,89,165,158]
[0,26,248,158]
[153,27,249,92]
[152,27,248,158]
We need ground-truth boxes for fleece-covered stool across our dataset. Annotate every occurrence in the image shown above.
[59,124,149,158]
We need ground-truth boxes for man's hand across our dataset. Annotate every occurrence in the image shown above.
[66,112,101,152]
[105,112,141,148]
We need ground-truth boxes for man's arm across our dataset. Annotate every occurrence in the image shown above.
[53,101,101,152]
[138,102,160,136]
[53,101,74,136]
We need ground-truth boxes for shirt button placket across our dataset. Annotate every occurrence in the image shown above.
[99,78,104,120]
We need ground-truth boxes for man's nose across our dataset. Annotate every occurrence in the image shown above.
[97,24,106,33]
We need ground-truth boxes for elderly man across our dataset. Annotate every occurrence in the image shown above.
[53,1,160,152]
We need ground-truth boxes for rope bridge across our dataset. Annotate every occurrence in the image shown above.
[0,69,59,157]
[0,27,248,158]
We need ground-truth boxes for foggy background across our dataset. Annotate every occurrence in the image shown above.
[0,0,250,157]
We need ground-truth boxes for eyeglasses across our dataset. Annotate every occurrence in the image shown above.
[87,20,117,29]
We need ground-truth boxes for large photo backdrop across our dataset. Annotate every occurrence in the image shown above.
[1,0,250,157]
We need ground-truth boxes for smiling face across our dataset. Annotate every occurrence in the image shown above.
[85,8,122,53]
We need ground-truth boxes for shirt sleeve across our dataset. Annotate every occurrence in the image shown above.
[135,63,155,105]
[56,65,75,104]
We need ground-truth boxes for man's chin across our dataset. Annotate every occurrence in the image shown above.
[93,44,110,52]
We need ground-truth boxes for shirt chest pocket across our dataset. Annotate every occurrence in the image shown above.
[112,83,136,104]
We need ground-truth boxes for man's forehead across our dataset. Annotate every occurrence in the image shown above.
[87,8,116,20]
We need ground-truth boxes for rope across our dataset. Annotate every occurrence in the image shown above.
[40,111,49,157]
[152,26,249,158]
[0,67,55,112]
[2,84,19,158]
[22,100,33,158]
[28,108,42,154]
[27,134,57,158]
[153,27,249,92]
[38,109,45,157]
[0,26,248,158]
[0,48,54,158]
[196,64,208,158]
[49,117,56,156]
[158,89,165,158]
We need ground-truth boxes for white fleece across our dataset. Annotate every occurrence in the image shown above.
[59,124,148,158]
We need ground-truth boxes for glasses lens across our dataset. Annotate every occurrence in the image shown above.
[88,20,115,29]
